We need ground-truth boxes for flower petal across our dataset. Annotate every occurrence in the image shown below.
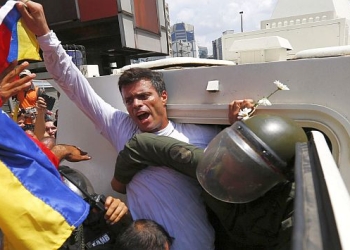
[238,108,252,120]
[257,97,272,106]
[274,80,290,90]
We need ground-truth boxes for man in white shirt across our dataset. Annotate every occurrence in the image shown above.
[18,2,254,249]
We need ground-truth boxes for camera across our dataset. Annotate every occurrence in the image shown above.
[38,93,56,110]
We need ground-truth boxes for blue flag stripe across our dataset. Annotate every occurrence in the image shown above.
[0,110,89,227]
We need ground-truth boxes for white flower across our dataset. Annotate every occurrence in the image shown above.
[274,80,289,90]
[257,97,272,106]
[238,108,252,120]
[236,80,290,120]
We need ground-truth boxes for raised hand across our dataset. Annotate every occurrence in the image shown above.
[16,0,50,37]
[228,99,255,124]
[0,61,35,107]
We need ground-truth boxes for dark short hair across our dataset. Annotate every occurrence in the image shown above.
[114,219,173,250]
[17,109,26,117]
[23,124,35,132]
[118,68,166,96]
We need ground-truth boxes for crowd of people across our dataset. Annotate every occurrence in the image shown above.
[0,61,130,250]
[10,68,58,140]
[0,1,309,250]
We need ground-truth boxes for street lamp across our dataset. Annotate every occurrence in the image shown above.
[239,11,243,32]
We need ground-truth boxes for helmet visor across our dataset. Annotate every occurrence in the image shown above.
[196,123,285,203]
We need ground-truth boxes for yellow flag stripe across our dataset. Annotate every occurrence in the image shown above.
[0,161,74,250]
[17,19,41,61]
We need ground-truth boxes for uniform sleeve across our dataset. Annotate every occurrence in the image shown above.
[114,133,204,184]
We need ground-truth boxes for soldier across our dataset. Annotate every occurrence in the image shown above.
[114,114,308,250]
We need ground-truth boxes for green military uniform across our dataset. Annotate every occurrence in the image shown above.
[114,133,203,183]
[114,133,294,250]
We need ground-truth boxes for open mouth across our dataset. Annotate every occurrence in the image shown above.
[137,112,150,121]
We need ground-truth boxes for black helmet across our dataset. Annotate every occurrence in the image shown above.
[59,165,95,199]
[196,114,307,203]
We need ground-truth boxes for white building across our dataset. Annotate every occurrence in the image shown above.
[165,3,172,57]
[222,0,350,63]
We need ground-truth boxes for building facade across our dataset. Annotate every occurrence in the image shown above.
[198,46,208,58]
[212,38,223,60]
[222,0,350,62]
[5,0,169,77]
[165,3,172,57]
[212,30,234,60]
[171,22,198,57]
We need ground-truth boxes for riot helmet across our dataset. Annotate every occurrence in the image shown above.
[196,114,307,203]
[59,165,95,200]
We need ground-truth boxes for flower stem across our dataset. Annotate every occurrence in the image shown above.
[266,89,279,99]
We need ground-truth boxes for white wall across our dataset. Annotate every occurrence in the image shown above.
[50,75,126,199]
[223,18,348,60]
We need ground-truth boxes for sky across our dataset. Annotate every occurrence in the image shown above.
[167,0,278,55]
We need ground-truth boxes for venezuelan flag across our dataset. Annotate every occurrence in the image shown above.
[0,109,89,250]
[0,1,41,73]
